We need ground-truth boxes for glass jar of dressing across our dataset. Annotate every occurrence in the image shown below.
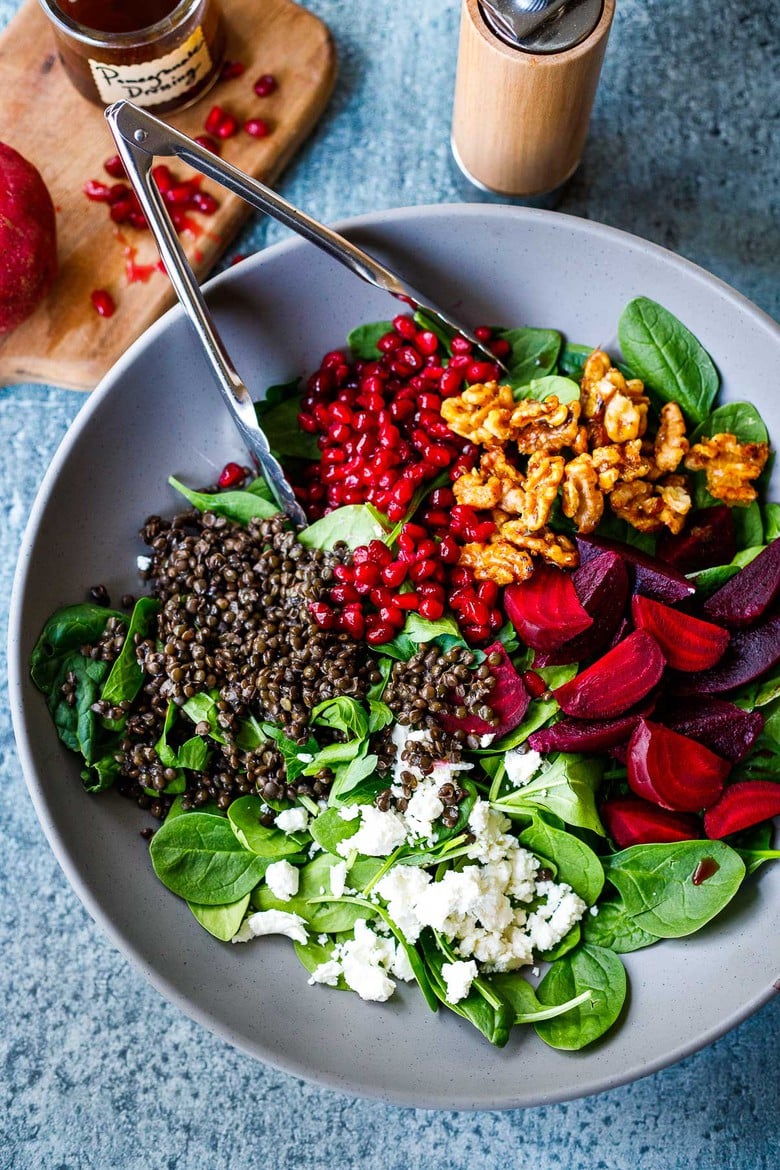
[38,0,226,113]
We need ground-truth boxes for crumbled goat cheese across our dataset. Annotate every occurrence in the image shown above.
[333,919,399,1002]
[524,881,587,953]
[466,800,516,863]
[442,960,478,1005]
[297,752,314,763]
[231,909,308,945]
[402,777,445,843]
[137,554,152,572]
[338,804,360,821]
[329,860,349,898]
[275,807,309,834]
[504,748,542,788]
[337,805,408,858]
[390,945,415,983]
[376,866,433,944]
[308,960,342,987]
[479,733,496,748]
[264,859,300,902]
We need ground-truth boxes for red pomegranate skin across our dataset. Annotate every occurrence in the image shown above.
[0,142,58,334]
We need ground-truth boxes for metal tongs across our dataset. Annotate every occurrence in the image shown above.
[106,101,503,527]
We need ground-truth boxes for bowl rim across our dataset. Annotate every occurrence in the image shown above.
[8,202,780,1110]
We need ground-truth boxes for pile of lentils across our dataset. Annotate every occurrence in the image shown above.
[80,506,496,827]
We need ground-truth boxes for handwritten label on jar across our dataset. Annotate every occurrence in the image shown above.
[89,27,212,106]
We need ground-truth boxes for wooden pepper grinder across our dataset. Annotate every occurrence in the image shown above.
[452,0,615,197]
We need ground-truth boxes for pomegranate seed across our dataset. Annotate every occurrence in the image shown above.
[415,330,439,356]
[109,200,132,224]
[490,338,511,358]
[90,289,115,318]
[440,367,465,395]
[467,361,499,383]
[474,325,493,342]
[377,332,402,354]
[392,314,417,340]
[245,118,271,138]
[379,604,404,628]
[477,579,499,606]
[220,59,245,80]
[369,586,394,608]
[83,179,111,202]
[438,535,460,563]
[194,134,221,154]
[367,539,393,566]
[381,561,408,587]
[333,564,355,582]
[366,624,395,645]
[451,336,472,355]
[103,155,126,179]
[419,597,445,620]
[330,583,360,604]
[218,461,246,488]
[396,345,422,372]
[206,105,239,138]
[310,602,337,630]
[523,670,548,699]
[394,592,419,610]
[253,73,278,96]
[192,191,219,214]
[165,183,193,206]
[354,562,381,590]
[410,559,439,583]
[340,605,365,640]
[474,520,497,541]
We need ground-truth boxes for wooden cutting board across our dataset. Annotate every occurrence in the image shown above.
[0,0,336,389]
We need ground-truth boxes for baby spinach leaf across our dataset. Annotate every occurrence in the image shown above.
[227,796,306,858]
[47,653,114,767]
[188,893,250,941]
[496,326,562,389]
[371,630,416,661]
[81,750,121,794]
[494,754,605,835]
[604,840,745,937]
[401,612,462,646]
[617,297,719,425]
[730,501,765,550]
[763,502,780,542]
[367,700,393,734]
[255,395,321,461]
[539,923,582,962]
[347,320,393,360]
[168,476,280,523]
[517,813,605,904]
[688,546,763,598]
[420,933,511,1045]
[689,401,769,448]
[582,896,658,953]
[150,812,268,904]
[30,602,125,694]
[311,696,368,740]
[489,972,592,1025]
[154,702,208,779]
[515,375,580,404]
[366,656,393,700]
[535,943,627,1050]
[256,377,302,414]
[327,752,379,805]
[258,856,372,932]
[309,806,361,854]
[557,342,591,380]
[261,723,320,782]
[298,504,390,551]
[101,596,160,706]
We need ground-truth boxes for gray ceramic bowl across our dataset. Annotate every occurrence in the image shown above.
[9,206,780,1109]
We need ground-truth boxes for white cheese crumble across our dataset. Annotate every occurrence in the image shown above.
[264,859,299,902]
[275,807,309,834]
[307,960,342,987]
[231,909,308,945]
[442,959,478,1004]
[337,805,407,858]
[338,804,361,821]
[137,554,152,572]
[329,860,349,898]
[504,747,542,788]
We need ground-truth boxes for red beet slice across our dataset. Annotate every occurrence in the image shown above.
[534,551,629,666]
[703,537,780,628]
[704,781,780,839]
[528,695,655,754]
[672,613,780,694]
[627,718,731,812]
[601,796,700,848]
[578,535,695,604]
[439,641,530,738]
[504,565,592,651]
[662,696,765,763]
[657,506,736,574]
[553,630,665,720]
[631,595,730,672]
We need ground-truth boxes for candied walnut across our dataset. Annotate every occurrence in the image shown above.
[459,539,533,585]
[499,522,579,568]
[441,381,515,446]
[653,402,689,474]
[581,350,649,447]
[521,452,565,531]
[452,467,503,510]
[610,475,691,534]
[510,395,581,454]
[480,448,526,512]
[603,392,647,443]
[561,454,604,534]
[590,439,653,492]
[684,432,769,505]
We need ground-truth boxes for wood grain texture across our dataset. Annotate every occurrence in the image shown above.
[451,0,614,198]
[0,0,336,389]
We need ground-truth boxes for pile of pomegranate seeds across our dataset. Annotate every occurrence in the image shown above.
[83,158,220,234]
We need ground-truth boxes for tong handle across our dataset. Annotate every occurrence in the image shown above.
[105,102,307,527]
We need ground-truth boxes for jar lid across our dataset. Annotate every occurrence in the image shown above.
[479,0,604,54]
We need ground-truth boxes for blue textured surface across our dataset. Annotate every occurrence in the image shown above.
[1,1,778,1166]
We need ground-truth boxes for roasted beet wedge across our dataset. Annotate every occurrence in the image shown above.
[534,551,628,666]
[504,565,592,651]
[704,781,780,839]
[631,595,730,672]
[627,718,731,812]
[439,641,530,738]
[703,537,780,628]
[662,696,765,763]
[528,700,653,754]
[656,505,736,574]
[601,796,700,848]
[553,630,665,720]
[672,613,780,694]
[577,535,695,604]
